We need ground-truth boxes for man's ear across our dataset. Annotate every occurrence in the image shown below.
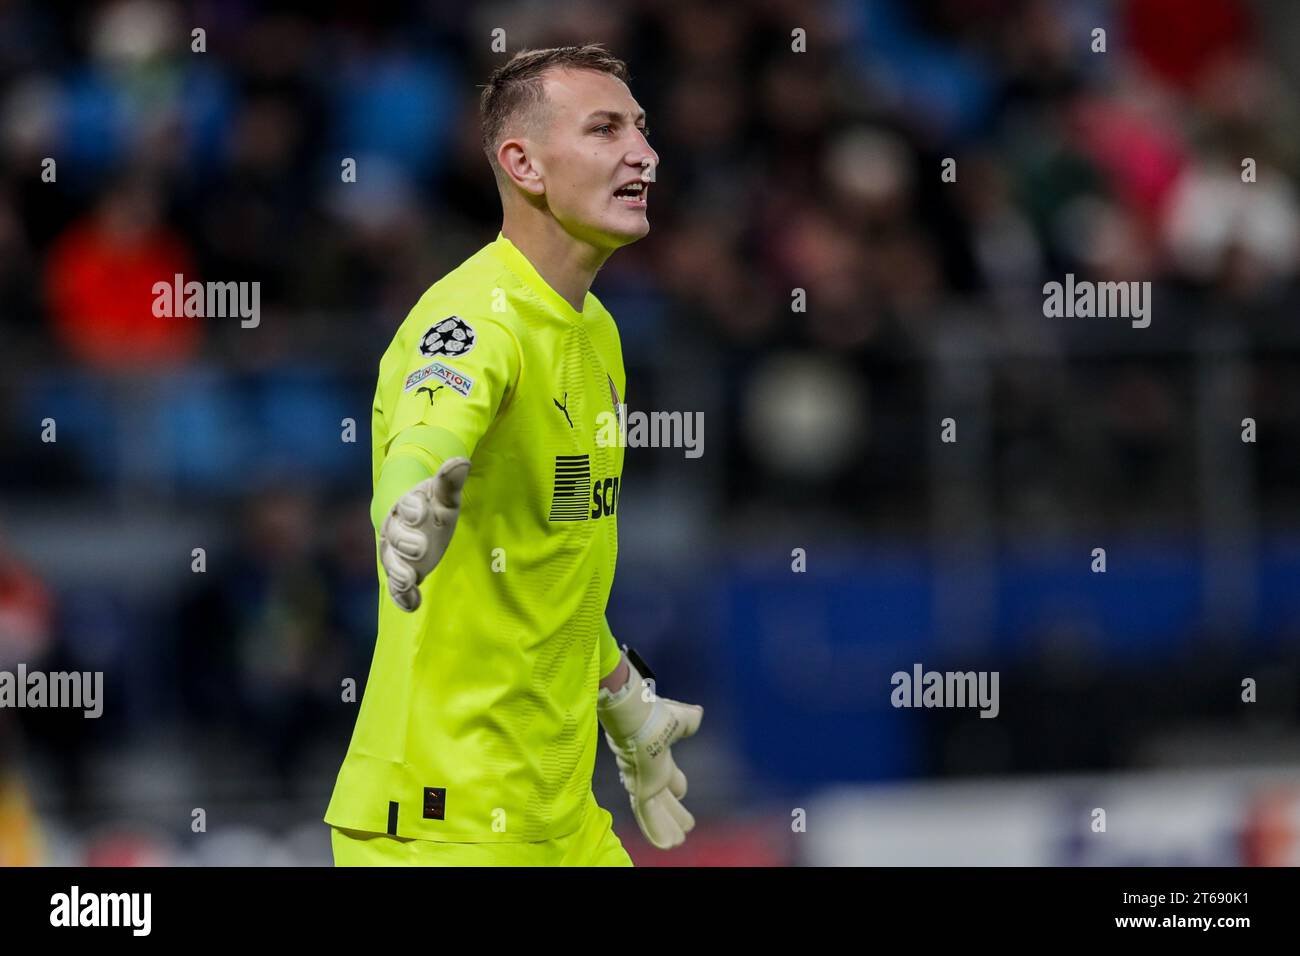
[498,138,546,197]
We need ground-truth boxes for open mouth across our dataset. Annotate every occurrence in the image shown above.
[613,181,648,206]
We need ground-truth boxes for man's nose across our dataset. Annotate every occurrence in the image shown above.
[635,147,659,181]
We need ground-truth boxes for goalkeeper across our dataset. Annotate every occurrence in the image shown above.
[325,45,702,866]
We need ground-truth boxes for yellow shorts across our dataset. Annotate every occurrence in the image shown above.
[330,792,633,867]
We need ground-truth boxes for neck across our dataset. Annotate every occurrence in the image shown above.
[501,210,611,313]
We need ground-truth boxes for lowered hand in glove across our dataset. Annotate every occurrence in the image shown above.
[598,659,703,850]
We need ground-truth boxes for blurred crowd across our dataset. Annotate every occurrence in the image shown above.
[2,1,1297,345]
[4,0,1300,863]
[4,0,1300,495]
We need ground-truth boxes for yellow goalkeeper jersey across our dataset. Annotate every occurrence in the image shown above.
[325,232,627,843]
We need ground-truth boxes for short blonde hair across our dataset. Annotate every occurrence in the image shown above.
[479,44,630,183]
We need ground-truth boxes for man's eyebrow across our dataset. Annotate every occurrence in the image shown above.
[582,109,647,125]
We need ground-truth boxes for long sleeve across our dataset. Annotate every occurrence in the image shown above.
[599,615,623,681]
[370,313,522,533]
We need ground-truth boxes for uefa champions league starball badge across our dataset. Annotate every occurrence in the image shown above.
[420,316,476,358]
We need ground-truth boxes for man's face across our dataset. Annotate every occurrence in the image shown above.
[522,68,659,250]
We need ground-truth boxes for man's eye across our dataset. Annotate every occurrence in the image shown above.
[594,124,612,135]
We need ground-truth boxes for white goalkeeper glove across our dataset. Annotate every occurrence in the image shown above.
[598,660,703,850]
[378,456,471,612]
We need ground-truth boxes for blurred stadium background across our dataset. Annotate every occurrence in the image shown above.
[3,0,1300,866]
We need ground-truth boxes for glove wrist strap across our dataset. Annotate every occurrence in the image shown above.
[597,660,655,739]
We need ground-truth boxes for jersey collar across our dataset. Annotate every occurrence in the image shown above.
[490,232,592,322]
